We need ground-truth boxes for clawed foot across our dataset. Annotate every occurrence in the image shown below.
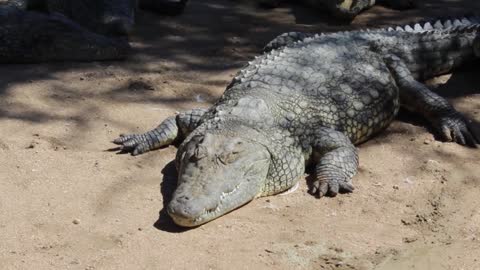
[112,133,152,156]
[435,113,479,147]
[310,172,355,198]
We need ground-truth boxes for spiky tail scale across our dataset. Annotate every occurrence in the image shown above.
[369,16,480,80]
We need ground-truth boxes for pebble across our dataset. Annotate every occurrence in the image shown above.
[72,219,80,225]
[26,143,35,149]
[403,236,417,243]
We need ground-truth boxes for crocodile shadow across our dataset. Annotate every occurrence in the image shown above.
[153,160,193,232]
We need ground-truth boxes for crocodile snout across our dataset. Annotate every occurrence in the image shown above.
[167,194,219,227]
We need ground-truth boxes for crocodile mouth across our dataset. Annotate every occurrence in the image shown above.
[192,183,243,225]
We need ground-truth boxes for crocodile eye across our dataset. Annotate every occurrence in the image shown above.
[227,139,245,154]
[219,140,246,164]
[232,141,243,154]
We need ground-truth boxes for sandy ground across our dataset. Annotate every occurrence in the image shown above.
[1,0,480,269]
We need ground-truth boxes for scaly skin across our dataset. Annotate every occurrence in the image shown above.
[114,17,480,227]
[259,0,414,19]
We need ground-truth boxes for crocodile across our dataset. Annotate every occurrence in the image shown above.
[259,0,414,19]
[114,16,480,227]
[0,0,188,63]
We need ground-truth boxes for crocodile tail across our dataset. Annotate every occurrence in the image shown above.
[377,15,480,79]
[383,15,480,33]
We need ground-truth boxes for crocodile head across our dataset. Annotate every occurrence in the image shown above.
[167,131,271,227]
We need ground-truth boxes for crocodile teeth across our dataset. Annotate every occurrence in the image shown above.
[404,25,414,32]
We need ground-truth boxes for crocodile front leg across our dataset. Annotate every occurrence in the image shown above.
[385,55,479,147]
[113,108,207,155]
[310,127,358,197]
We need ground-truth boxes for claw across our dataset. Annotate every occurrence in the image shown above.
[436,113,479,148]
[453,127,466,145]
[113,134,136,144]
[113,136,126,144]
[312,174,354,198]
[319,180,329,197]
[339,182,355,193]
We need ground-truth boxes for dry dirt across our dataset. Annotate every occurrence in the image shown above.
[1,0,480,269]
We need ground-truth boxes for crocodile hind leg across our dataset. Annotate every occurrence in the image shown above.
[310,127,358,197]
[113,108,207,155]
[385,55,479,147]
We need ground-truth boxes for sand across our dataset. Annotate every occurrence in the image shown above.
[1,0,479,269]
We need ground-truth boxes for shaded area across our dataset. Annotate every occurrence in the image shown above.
[153,160,192,233]
[1,0,479,126]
